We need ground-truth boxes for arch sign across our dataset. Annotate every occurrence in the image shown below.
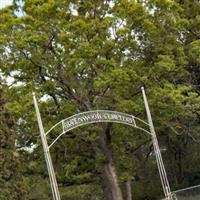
[33,87,173,200]
[47,110,152,149]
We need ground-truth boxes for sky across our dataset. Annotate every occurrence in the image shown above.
[0,0,24,16]
[0,0,13,9]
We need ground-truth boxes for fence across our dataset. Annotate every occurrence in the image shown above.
[172,184,200,200]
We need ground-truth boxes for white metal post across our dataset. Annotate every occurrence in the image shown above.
[141,87,173,200]
[32,93,61,200]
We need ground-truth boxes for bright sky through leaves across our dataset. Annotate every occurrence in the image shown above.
[0,0,12,9]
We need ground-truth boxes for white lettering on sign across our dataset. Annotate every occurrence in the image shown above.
[62,110,136,133]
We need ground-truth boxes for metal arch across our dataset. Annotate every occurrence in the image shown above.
[33,87,173,200]
[46,110,152,149]
[46,120,63,136]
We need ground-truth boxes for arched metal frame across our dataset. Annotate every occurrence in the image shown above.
[33,87,174,200]
[46,110,152,149]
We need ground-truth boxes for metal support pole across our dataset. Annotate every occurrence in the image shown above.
[141,87,173,200]
[32,93,61,200]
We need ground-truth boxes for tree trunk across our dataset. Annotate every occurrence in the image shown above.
[99,124,124,200]
[126,177,132,200]
[101,161,124,200]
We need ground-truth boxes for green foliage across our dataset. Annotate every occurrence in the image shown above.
[1,0,200,199]
[60,184,103,200]
[189,40,200,64]
[0,84,28,199]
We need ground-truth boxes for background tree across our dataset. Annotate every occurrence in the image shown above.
[0,83,28,200]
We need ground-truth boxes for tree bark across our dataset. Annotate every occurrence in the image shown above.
[125,177,132,200]
[101,160,124,200]
[99,124,124,200]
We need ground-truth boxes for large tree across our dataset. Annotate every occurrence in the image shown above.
[1,0,200,199]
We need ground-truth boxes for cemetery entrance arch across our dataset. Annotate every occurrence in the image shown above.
[33,87,173,200]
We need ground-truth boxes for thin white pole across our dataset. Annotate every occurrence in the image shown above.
[141,92,168,196]
[141,87,173,200]
[32,93,61,200]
